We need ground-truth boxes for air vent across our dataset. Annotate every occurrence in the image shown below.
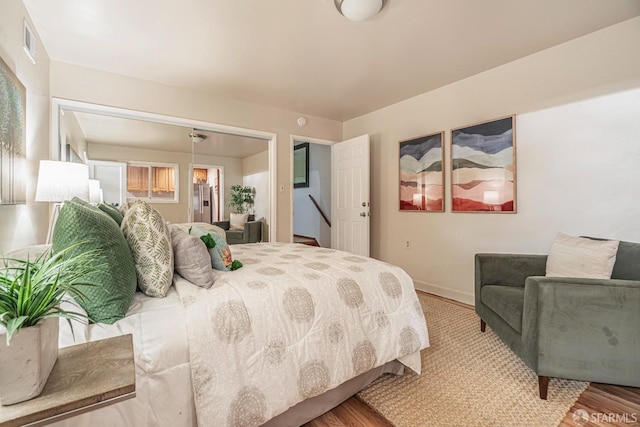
[23,20,36,63]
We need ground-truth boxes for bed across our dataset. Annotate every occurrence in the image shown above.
[48,241,429,427]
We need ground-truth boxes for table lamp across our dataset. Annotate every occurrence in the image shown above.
[35,160,90,244]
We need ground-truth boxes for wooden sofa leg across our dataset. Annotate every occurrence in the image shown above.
[480,319,486,332]
[538,376,549,400]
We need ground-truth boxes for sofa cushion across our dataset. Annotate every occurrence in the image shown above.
[546,233,619,279]
[121,200,174,297]
[52,199,137,324]
[611,240,640,281]
[481,285,525,333]
[169,225,214,288]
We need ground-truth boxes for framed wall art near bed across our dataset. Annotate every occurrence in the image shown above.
[0,56,27,205]
[450,116,516,213]
[399,131,444,212]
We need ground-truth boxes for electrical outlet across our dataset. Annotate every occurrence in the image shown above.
[405,240,411,250]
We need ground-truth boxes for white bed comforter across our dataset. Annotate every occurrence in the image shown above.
[174,243,429,427]
[52,288,195,427]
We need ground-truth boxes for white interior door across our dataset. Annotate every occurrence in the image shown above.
[331,134,370,256]
[88,160,127,206]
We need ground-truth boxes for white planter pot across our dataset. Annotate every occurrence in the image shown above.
[0,317,59,405]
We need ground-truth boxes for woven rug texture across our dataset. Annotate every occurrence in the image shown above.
[357,293,588,427]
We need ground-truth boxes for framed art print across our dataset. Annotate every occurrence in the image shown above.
[0,56,27,205]
[451,116,516,213]
[399,131,444,212]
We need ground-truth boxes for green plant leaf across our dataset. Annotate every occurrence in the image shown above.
[230,260,243,271]
[5,316,28,345]
[0,243,95,344]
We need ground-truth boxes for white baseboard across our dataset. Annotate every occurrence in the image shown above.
[413,279,475,306]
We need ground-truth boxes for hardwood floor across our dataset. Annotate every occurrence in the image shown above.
[293,234,321,247]
[305,292,640,427]
[304,396,391,427]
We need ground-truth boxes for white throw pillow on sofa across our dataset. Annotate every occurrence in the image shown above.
[230,213,249,231]
[545,232,619,279]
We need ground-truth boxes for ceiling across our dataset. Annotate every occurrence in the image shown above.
[24,0,640,121]
[69,111,269,158]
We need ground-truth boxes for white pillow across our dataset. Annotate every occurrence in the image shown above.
[229,213,249,231]
[545,233,619,279]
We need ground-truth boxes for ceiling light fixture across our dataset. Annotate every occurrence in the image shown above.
[335,0,385,22]
[189,132,208,144]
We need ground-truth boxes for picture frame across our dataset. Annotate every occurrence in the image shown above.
[293,142,309,188]
[0,56,27,205]
[450,115,516,213]
[399,131,444,212]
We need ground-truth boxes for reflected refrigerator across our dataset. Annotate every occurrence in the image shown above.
[193,183,212,223]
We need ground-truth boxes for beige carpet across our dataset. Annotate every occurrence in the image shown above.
[357,293,588,427]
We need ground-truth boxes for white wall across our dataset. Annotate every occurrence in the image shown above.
[49,62,343,243]
[343,17,640,304]
[88,142,243,224]
[0,0,50,253]
[293,143,331,247]
[243,150,270,241]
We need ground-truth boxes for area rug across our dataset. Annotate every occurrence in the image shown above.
[357,293,588,427]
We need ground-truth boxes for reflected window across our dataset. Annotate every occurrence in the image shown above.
[126,162,178,203]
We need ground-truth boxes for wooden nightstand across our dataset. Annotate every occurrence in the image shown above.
[0,334,135,427]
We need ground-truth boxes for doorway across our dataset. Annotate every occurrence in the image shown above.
[291,137,333,248]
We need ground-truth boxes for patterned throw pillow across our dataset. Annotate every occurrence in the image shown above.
[169,225,214,288]
[190,225,233,271]
[121,200,174,297]
[52,199,137,324]
[98,203,124,226]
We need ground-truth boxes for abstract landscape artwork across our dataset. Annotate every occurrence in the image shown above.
[0,57,26,205]
[451,116,516,213]
[399,131,444,212]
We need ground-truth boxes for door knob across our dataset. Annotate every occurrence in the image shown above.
[360,212,366,217]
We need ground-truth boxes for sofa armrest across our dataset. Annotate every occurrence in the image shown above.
[243,221,262,243]
[521,276,640,383]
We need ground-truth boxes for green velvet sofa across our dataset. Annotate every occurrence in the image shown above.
[475,239,640,399]
[211,220,262,245]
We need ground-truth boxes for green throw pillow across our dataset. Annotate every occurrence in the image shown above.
[52,199,137,324]
[98,203,124,226]
[190,225,234,271]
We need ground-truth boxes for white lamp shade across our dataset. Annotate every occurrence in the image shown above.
[339,0,383,21]
[89,179,102,204]
[35,160,90,202]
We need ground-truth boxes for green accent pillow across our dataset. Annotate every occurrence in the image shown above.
[121,200,174,297]
[98,203,124,226]
[190,225,234,271]
[52,199,137,324]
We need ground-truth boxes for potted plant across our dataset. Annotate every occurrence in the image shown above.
[228,185,255,217]
[0,246,94,405]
